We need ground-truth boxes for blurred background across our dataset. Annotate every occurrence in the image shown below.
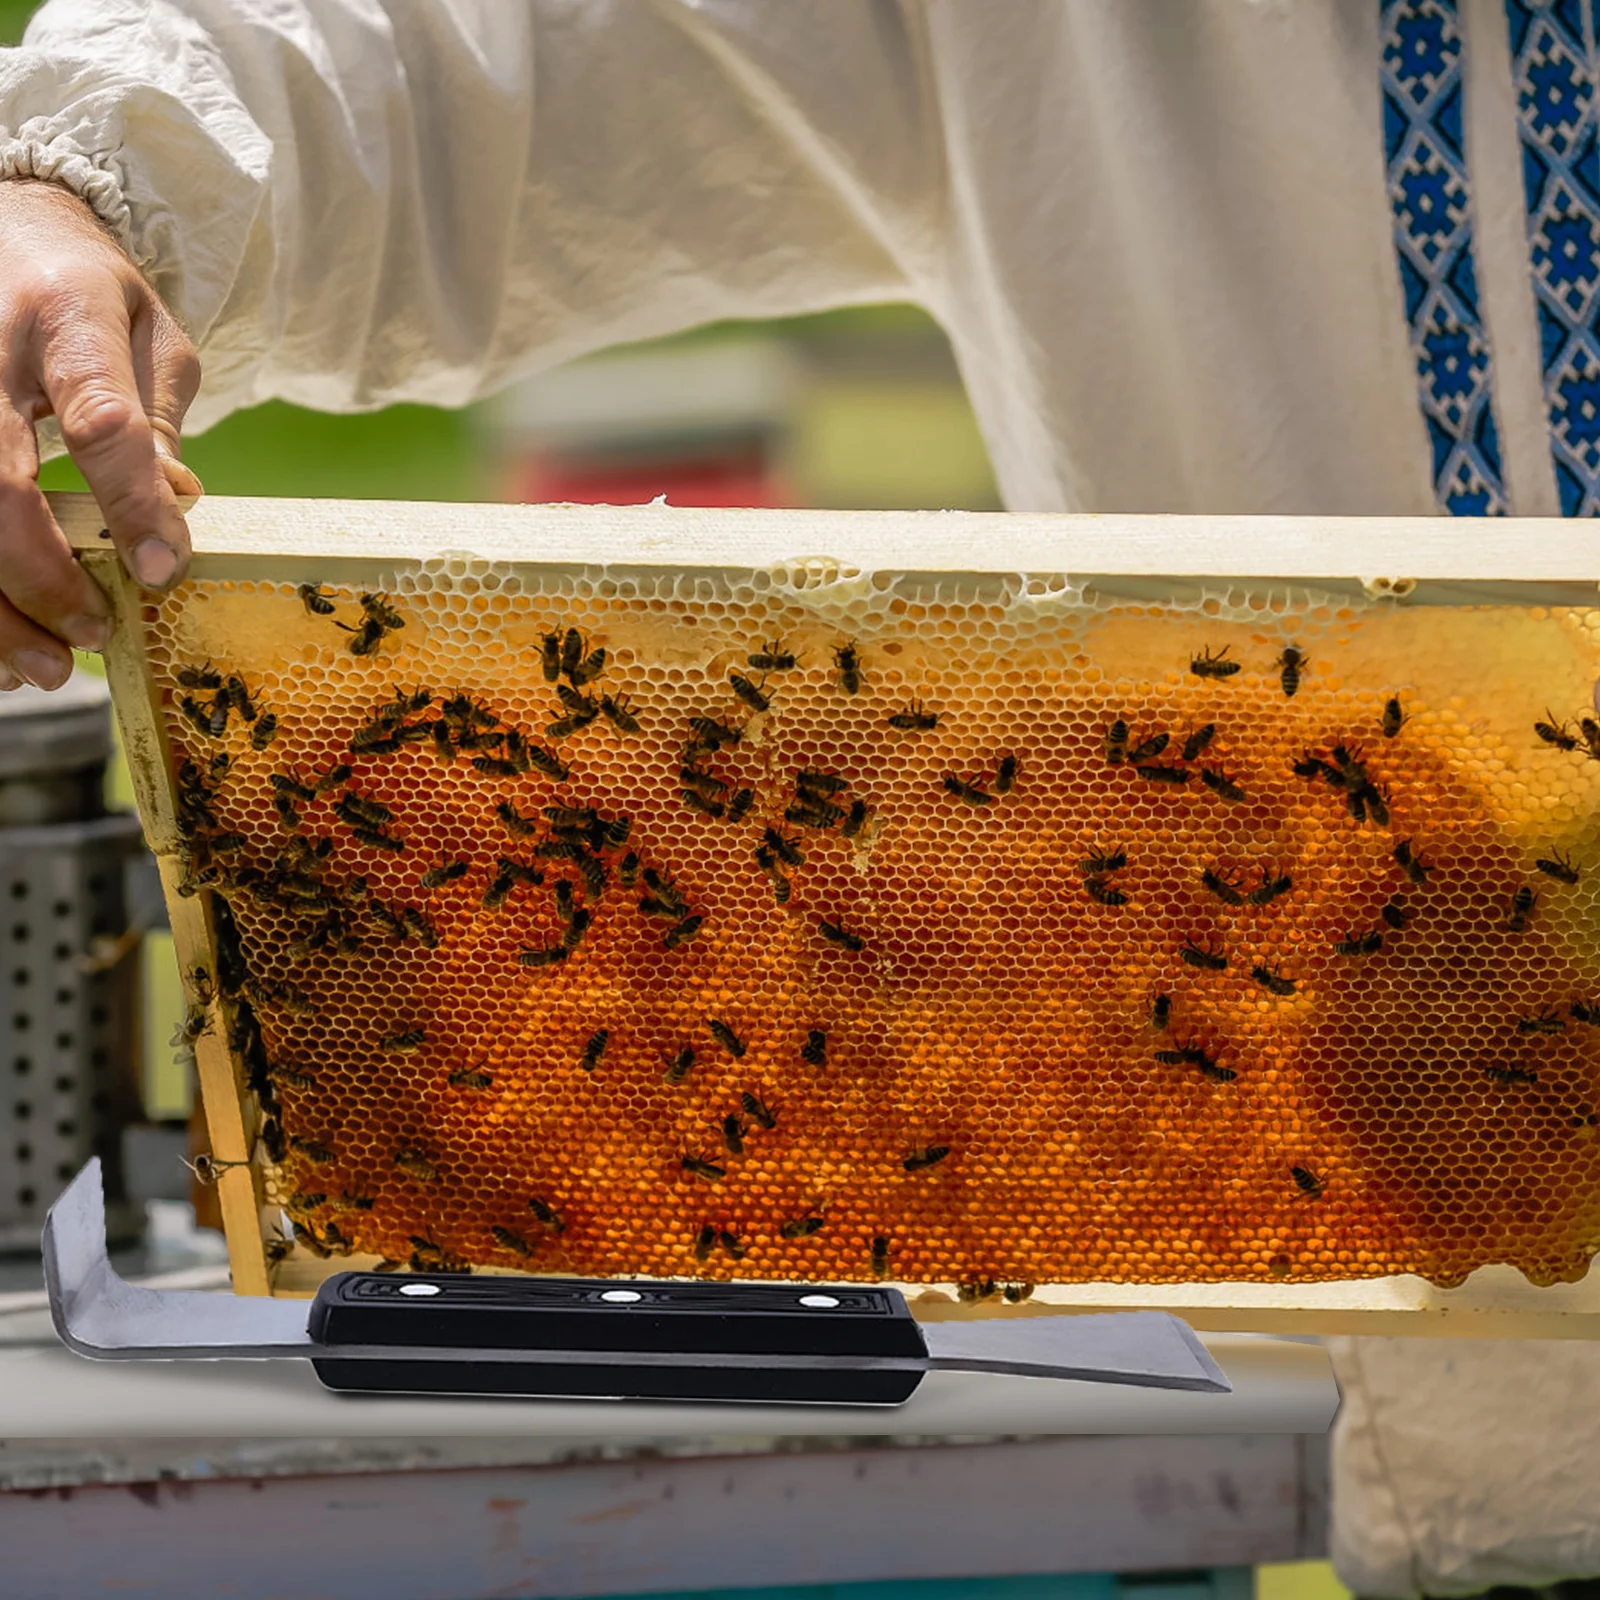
[0,9,1342,1600]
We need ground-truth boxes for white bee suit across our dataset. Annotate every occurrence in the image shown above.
[2,4,1595,1594]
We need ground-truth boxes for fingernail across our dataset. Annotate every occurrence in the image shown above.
[160,458,204,499]
[131,538,179,589]
[14,650,70,690]
[64,612,110,652]
[0,665,22,691]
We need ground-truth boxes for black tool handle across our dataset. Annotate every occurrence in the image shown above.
[308,1273,927,1407]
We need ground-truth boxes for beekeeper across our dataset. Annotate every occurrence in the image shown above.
[0,3,1592,1592]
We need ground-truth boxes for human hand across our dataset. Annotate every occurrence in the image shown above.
[0,178,200,689]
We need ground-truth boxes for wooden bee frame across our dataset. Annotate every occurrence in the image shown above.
[62,490,1600,1335]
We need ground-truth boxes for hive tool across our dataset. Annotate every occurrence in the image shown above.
[45,1160,1230,1407]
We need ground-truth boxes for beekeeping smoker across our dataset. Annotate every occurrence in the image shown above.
[0,1,1592,1592]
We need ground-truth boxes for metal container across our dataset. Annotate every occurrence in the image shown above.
[0,674,144,1251]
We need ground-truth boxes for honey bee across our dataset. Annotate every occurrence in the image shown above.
[1079,848,1127,876]
[639,895,682,920]
[729,673,772,712]
[1535,712,1580,752]
[957,1280,999,1303]
[683,789,726,819]
[1574,1001,1600,1026]
[273,793,303,830]
[187,964,216,1005]
[265,1228,294,1267]
[603,816,632,848]
[1003,1282,1035,1303]
[995,755,1018,794]
[291,1136,335,1164]
[1392,841,1431,885]
[473,756,523,779]
[493,801,536,838]
[176,661,223,691]
[1378,695,1409,738]
[801,1029,828,1066]
[260,1117,288,1164]
[576,1029,608,1072]
[787,798,844,828]
[1334,931,1384,956]
[722,1113,746,1154]
[1134,764,1189,784]
[1484,1063,1539,1087]
[1150,994,1173,1029]
[870,1235,891,1277]
[1200,769,1246,803]
[1277,645,1306,697]
[1250,963,1297,997]
[179,694,225,739]
[681,768,730,802]
[539,631,562,682]
[1516,1009,1565,1035]
[796,770,848,796]
[942,775,993,806]
[681,1152,727,1183]
[600,693,640,733]
[618,851,640,889]
[490,1226,533,1257]
[545,713,594,740]
[1292,754,1331,782]
[578,856,608,900]
[708,1019,747,1058]
[298,583,337,616]
[1190,645,1240,679]
[664,914,704,949]
[1085,876,1128,906]
[749,639,797,671]
[695,1223,717,1262]
[1127,731,1169,763]
[781,1215,824,1240]
[834,641,863,694]
[519,944,569,968]
[570,646,607,687]
[1155,1044,1236,1082]
[1380,897,1409,930]
[689,715,742,751]
[482,868,515,910]
[528,1196,565,1233]
[352,825,405,853]
[526,745,569,782]
[394,1148,439,1183]
[1105,719,1130,765]
[819,920,864,951]
[888,700,939,731]
[902,1144,951,1172]
[719,1230,748,1260]
[834,798,867,840]
[380,1027,426,1053]
[287,1191,328,1215]
[762,828,804,867]
[557,627,585,680]
[1536,851,1580,885]
[1181,724,1216,762]
[335,793,393,828]
[561,907,593,950]
[418,860,469,893]
[360,592,405,631]
[1291,1166,1324,1200]
[1583,717,1600,761]
[344,618,386,656]
[1248,871,1292,907]
[1179,941,1227,972]
[181,1152,247,1186]
[741,1091,777,1129]
[1200,868,1245,906]
[292,1222,332,1259]
[448,1067,493,1090]
[665,1045,696,1084]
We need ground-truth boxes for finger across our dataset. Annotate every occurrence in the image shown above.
[36,279,190,591]
[129,296,203,500]
[0,398,111,674]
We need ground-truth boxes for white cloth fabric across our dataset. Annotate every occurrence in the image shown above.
[1,5,1594,1595]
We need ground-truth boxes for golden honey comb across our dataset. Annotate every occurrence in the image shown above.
[142,558,1600,1292]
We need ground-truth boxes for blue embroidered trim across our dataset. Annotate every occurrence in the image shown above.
[1506,0,1600,514]
[1382,0,1510,514]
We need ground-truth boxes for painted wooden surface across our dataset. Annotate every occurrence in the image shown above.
[0,1431,1327,1600]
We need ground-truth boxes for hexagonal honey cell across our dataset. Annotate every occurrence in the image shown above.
[141,557,1600,1292]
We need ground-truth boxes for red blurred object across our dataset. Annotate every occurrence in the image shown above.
[510,440,792,509]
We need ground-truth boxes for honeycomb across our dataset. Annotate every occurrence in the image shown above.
[138,558,1600,1291]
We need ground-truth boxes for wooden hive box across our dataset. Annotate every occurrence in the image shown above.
[64,491,1600,1336]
